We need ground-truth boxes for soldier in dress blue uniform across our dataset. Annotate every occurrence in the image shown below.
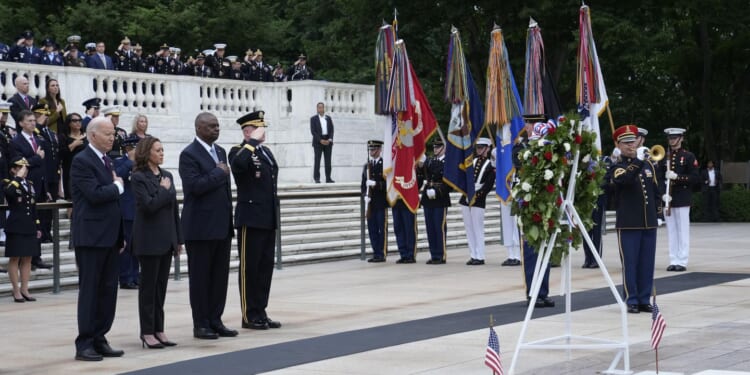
[188,53,213,77]
[33,103,60,243]
[0,42,9,61]
[3,156,42,302]
[287,54,313,81]
[418,138,451,264]
[207,43,228,78]
[513,115,554,308]
[114,37,139,72]
[610,125,663,314]
[228,110,282,330]
[227,56,245,80]
[115,136,141,289]
[460,137,495,265]
[658,128,700,272]
[10,30,42,64]
[102,106,128,159]
[249,50,273,82]
[40,38,64,66]
[362,140,388,263]
[0,103,12,248]
[80,98,101,131]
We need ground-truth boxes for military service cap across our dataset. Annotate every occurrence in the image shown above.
[664,128,686,137]
[254,49,263,56]
[42,38,55,47]
[214,43,227,50]
[82,97,101,110]
[122,135,140,149]
[237,111,266,128]
[67,35,81,44]
[367,140,384,149]
[637,127,648,137]
[133,43,142,51]
[11,156,30,167]
[476,137,492,147]
[32,103,50,116]
[298,53,307,60]
[121,36,131,44]
[102,106,121,116]
[21,30,34,39]
[160,43,169,50]
[613,125,638,143]
[431,138,444,147]
[0,102,11,113]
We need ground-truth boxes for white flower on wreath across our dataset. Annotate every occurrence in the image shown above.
[524,193,532,202]
[537,139,546,147]
[523,150,531,160]
[563,142,571,152]
[543,169,554,180]
[521,182,532,192]
[582,154,591,163]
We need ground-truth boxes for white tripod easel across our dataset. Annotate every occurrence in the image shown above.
[508,121,632,375]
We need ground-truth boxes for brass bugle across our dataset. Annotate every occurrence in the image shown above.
[649,145,665,161]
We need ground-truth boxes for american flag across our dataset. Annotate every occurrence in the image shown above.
[485,326,504,375]
[651,302,666,350]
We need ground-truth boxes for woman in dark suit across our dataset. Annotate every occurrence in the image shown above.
[131,137,183,348]
[59,113,87,201]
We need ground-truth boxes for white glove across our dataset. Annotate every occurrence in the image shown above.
[665,170,678,180]
[636,146,649,161]
[418,154,427,163]
[657,218,664,226]
[364,196,371,205]
[426,188,436,199]
[366,179,376,187]
[474,183,483,191]
[662,194,672,203]
[611,148,621,159]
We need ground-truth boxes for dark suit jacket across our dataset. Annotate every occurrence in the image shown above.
[310,114,334,147]
[8,93,37,125]
[113,156,135,220]
[85,54,115,70]
[178,140,233,241]
[36,125,60,194]
[701,168,722,191]
[229,140,279,230]
[131,168,183,256]
[70,146,124,248]
[9,132,47,198]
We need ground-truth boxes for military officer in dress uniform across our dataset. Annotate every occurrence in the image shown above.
[419,138,451,264]
[610,125,663,313]
[132,44,147,72]
[114,37,138,72]
[153,43,170,74]
[189,53,213,78]
[227,56,245,80]
[0,103,12,246]
[460,137,495,265]
[287,54,313,81]
[0,42,9,61]
[10,30,42,64]
[34,103,60,243]
[362,140,388,263]
[40,39,64,66]
[64,41,87,68]
[250,50,273,82]
[80,98,101,131]
[658,127,700,272]
[165,47,184,75]
[0,102,16,142]
[102,106,128,159]
[207,43,228,78]
[228,110,282,330]
[114,136,140,289]
[513,115,554,308]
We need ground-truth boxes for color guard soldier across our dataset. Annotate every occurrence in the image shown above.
[40,38,63,66]
[460,137,495,265]
[287,54,313,80]
[658,127,700,272]
[228,110,282,330]
[362,140,387,263]
[419,138,450,264]
[10,30,42,64]
[610,125,662,313]
[513,115,554,308]
[391,197,417,263]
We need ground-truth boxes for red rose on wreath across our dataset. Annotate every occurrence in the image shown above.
[522,200,529,207]
[574,134,582,144]
[531,156,539,166]
[548,218,555,229]
[532,213,542,223]
[590,171,597,180]
[556,196,563,206]
[546,184,555,193]
[561,156,568,165]
[544,151,553,161]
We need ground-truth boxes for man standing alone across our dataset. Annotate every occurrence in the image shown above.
[310,102,334,183]
[179,112,237,339]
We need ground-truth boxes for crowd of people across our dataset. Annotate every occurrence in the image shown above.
[0,30,314,81]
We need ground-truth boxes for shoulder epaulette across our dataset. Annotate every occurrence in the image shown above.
[243,144,256,153]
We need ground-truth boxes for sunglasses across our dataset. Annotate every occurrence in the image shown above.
[71,118,82,122]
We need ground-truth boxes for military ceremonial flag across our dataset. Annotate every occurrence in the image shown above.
[577,4,609,151]
[485,25,524,202]
[380,38,437,212]
[524,18,562,121]
[484,326,505,375]
[443,27,485,202]
[651,302,666,350]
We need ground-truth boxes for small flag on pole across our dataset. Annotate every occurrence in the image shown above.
[485,326,504,375]
[651,302,666,350]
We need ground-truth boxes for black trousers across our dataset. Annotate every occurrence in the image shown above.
[138,252,172,334]
[185,238,231,329]
[583,193,607,265]
[703,187,720,221]
[74,246,119,352]
[313,141,333,182]
[238,226,275,323]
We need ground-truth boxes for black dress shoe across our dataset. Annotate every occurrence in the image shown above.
[94,342,124,357]
[638,304,654,313]
[264,317,282,329]
[396,258,415,264]
[32,261,52,269]
[674,265,687,272]
[539,297,555,307]
[242,319,269,330]
[426,259,446,264]
[467,259,485,265]
[367,257,385,263]
[627,304,640,314]
[193,327,219,339]
[75,348,103,361]
[466,258,476,265]
[211,324,238,337]
[314,180,321,184]
[120,282,138,290]
[326,179,335,183]
[510,259,521,266]
[666,265,676,271]
[502,258,520,266]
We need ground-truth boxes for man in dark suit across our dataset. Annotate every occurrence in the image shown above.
[310,102,334,183]
[178,112,237,340]
[85,42,115,70]
[229,110,282,330]
[70,117,125,361]
[701,160,722,222]
[8,76,37,128]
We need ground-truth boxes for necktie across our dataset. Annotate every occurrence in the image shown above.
[30,136,37,151]
[209,146,219,163]
[100,54,107,68]
[103,155,112,172]
[23,96,29,108]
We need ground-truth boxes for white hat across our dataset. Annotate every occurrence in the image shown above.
[637,127,648,136]
[664,128,686,136]
[102,106,121,116]
[0,102,11,113]
[203,49,215,56]
[213,43,226,50]
[476,137,492,146]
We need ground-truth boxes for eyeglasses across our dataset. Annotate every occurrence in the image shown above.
[71,119,82,122]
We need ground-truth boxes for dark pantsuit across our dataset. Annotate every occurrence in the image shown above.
[238,227,275,323]
[583,193,606,265]
[119,219,139,284]
[138,252,172,334]
[704,187,720,221]
[617,228,656,305]
[185,238,231,329]
[367,208,387,259]
[313,141,332,182]
[75,246,119,351]
[424,207,447,261]
[392,205,416,260]
[522,241,550,298]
